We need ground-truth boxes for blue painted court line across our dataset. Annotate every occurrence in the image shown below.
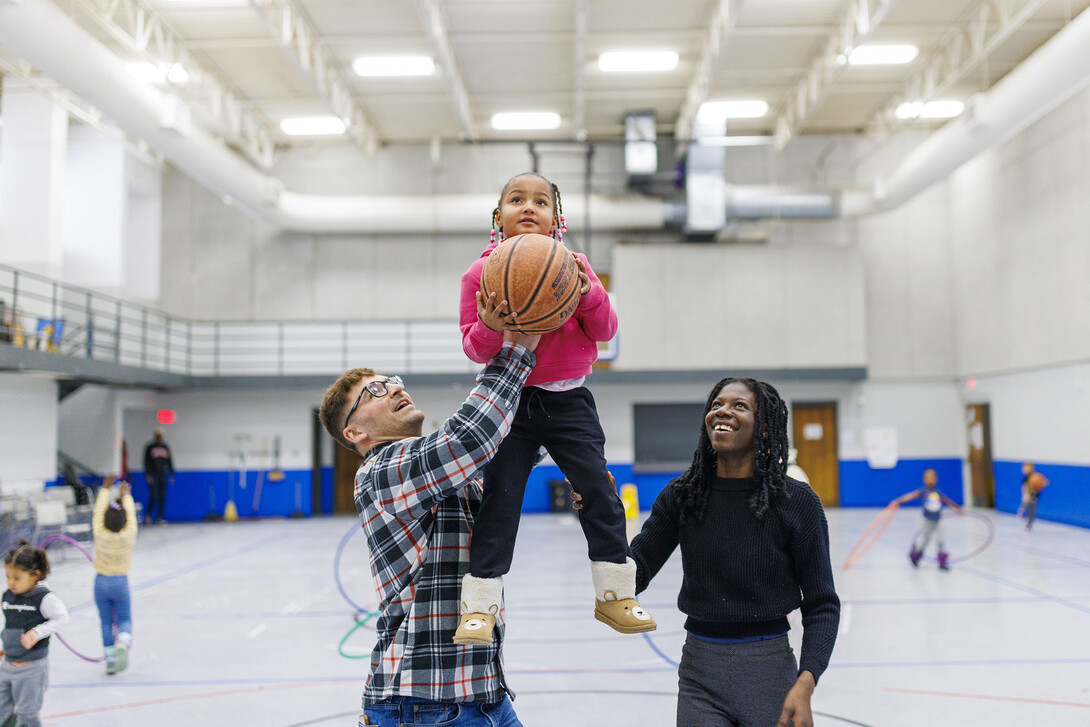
[62,527,291,613]
[956,564,1090,616]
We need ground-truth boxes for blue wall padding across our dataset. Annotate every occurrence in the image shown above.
[994,460,1090,529]
[106,456,1090,529]
[128,470,312,521]
[838,458,963,507]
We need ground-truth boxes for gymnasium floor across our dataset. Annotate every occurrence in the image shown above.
[34,506,1090,726]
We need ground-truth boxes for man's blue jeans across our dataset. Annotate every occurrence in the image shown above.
[94,574,132,647]
[363,696,522,727]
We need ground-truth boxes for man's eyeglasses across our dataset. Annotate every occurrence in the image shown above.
[343,375,404,429]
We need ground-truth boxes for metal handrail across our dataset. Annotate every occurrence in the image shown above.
[0,264,475,377]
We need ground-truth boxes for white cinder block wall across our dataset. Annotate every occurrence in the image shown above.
[44,84,1090,508]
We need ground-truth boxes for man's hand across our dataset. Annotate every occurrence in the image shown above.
[777,670,816,727]
[477,289,521,333]
[504,329,541,353]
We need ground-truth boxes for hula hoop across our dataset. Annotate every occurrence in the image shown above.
[333,521,374,615]
[36,534,106,663]
[842,503,900,570]
[914,509,997,565]
[338,611,379,659]
[332,521,380,660]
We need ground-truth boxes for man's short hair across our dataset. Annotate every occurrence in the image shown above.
[319,367,376,452]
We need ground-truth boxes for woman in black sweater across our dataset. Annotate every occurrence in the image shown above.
[629,377,840,727]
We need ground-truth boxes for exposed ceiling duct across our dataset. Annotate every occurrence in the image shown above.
[849,4,1090,215]
[2,0,1089,232]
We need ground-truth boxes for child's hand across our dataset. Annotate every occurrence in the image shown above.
[120,482,131,497]
[476,290,521,332]
[20,630,39,650]
[573,254,591,295]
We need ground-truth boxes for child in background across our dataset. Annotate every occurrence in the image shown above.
[0,540,69,727]
[893,468,963,570]
[454,171,655,644]
[1020,462,1048,530]
[92,480,137,675]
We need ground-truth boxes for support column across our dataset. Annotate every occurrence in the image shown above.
[0,81,68,274]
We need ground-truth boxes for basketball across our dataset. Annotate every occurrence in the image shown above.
[481,233,581,333]
[1028,472,1047,491]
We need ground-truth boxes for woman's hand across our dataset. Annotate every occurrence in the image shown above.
[476,289,521,332]
[569,471,614,510]
[777,670,816,727]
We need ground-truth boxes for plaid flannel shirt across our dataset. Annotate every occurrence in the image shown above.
[354,342,534,707]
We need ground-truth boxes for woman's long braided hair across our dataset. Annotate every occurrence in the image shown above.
[674,377,791,522]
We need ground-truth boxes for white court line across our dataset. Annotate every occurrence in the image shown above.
[248,623,268,638]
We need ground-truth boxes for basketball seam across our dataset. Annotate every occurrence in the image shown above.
[500,234,525,307]
[516,274,581,330]
[514,236,557,317]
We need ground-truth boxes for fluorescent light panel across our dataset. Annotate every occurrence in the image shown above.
[352,55,435,77]
[696,100,769,121]
[598,50,678,73]
[895,100,964,120]
[848,44,919,66]
[490,112,561,131]
[279,115,347,136]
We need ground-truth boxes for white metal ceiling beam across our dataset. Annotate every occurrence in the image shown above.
[572,0,588,142]
[773,0,896,150]
[249,0,380,153]
[674,0,742,147]
[68,0,276,169]
[866,0,1052,135]
[413,0,478,142]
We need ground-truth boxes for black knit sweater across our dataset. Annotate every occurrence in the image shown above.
[630,475,840,682]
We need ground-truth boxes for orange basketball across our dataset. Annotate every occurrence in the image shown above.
[481,233,581,334]
[1028,472,1047,491]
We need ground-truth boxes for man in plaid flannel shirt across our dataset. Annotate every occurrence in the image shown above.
[319,331,539,727]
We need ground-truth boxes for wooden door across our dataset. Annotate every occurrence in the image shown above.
[966,403,994,507]
[333,441,363,514]
[791,402,839,506]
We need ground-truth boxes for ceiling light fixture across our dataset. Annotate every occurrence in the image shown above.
[598,50,679,73]
[279,116,347,136]
[352,55,436,77]
[126,61,189,84]
[696,135,774,147]
[696,100,769,121]
[895,100,964,120]
[848,44,919,66]
[490,112,562,131]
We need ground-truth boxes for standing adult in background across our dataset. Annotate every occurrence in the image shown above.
[142,430,174,524]
[628,377,840,727]
[318,330,538,727]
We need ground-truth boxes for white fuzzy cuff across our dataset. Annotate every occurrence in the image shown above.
[589,558,637,601]
[460,574,504,615]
